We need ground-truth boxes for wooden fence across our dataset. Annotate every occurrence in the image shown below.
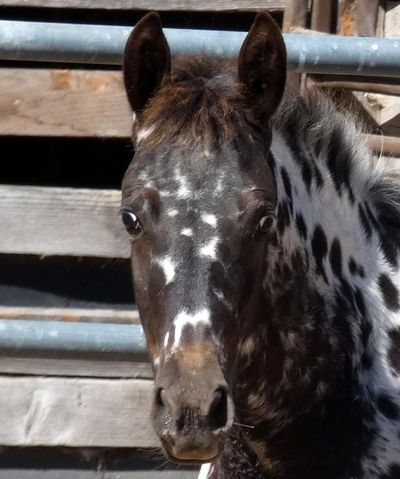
[0,0,399,474]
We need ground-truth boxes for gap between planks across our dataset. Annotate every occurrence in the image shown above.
[0,0,288,11]
[0,306,140,324]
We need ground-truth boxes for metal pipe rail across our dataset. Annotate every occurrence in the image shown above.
[0,319,148,361]
[0,20,400,77]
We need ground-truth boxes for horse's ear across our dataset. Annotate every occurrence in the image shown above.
[123,12,171,114]
[238,12,287,119]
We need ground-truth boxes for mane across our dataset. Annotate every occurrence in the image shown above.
[273,89,400,271]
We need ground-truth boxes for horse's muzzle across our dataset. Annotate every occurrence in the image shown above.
[151,348,234,464]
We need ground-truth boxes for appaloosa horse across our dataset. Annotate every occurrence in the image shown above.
[120,11,400,479]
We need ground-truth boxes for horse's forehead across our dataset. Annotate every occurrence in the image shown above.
[134,154,241,205]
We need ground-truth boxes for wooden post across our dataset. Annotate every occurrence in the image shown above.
[283,0,308,90]
[338,0,379,36]
[311,0,336,33]
[283,0,308,31]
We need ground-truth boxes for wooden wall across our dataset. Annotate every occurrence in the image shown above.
[0,0,399,467]
[0,0,287,461]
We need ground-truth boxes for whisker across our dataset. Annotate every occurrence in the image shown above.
[233,421,255,429]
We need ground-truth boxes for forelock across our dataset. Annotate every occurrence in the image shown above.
[135,55,261,151]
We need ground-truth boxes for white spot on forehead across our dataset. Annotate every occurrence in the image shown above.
[160,190,173,198]
[201,213,217,228]
[156,255,176,285]
[132,112,137,123]
[173,308,210,347]
[175,170,191,199]
[153,356,160,367]
[215,177,224,193]
[181,228,193,237]
[168,209,179,218]
[136,126,155,143]
[199,236,219,260]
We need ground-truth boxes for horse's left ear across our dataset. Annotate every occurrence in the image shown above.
[238,12,287,119]
[123,12,171,115]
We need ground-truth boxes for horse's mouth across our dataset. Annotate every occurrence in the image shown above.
[160,437,222,465]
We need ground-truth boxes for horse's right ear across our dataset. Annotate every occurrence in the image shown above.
[238,12,286,120]
[123,12,171,115]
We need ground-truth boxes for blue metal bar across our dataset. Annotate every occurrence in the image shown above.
[0,20,399,77]
[0,319,148,361]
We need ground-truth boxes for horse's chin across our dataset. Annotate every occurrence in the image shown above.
[160,439,222,465]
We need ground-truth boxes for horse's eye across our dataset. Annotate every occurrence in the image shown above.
[256,214,275,234]
[122,210,142,236]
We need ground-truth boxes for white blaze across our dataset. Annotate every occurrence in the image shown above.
[173,308,210,347]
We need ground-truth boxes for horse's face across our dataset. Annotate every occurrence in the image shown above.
[121,12,286,464]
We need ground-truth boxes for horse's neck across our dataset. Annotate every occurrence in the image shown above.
[233,128,400,477]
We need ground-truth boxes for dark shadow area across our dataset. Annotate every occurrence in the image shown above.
[0,254,134,308]
[0,447,198,475]
[0,7,282,30]
[0,137,133,189]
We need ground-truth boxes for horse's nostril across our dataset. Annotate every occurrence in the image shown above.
[156,387,166,407]
[209,388,228,431]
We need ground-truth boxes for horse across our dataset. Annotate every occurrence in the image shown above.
[120,11,400,479]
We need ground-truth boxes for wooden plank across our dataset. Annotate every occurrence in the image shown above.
[0,0,287,11]
[282,0,308,32]
[314,80,400,96]
[364,134,400,157]
[311,0,335,33]
[386,2,400,37]
[0,185,130,258]
[352,91,400,134]
[0,376,158,448]
[282,0,308,90]
[337,0,357,35]
[0,357,152,379]
[0,68,132,138]
[0,306,140,324]
[338,0,379,36]
[356,0,379,36]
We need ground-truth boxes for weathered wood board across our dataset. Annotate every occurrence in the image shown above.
[0,0,287,11]
[0,185,130,258]
[0,68,132,138]
[0,356,153,379]
[0,306,140,324]
[0,377,158,447]
[386,2,400,37]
